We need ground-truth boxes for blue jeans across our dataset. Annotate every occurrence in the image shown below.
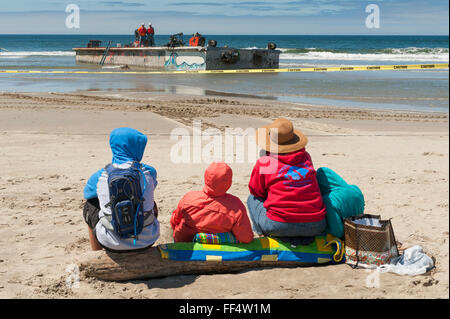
[247,195,327,237]
[148,35,154,46]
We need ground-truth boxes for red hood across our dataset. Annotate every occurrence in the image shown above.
[203,162,233,197]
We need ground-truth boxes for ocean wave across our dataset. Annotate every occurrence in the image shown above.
[279,47,449,62]
[1,47,448,63]
[279,62,319,68]
[237,46,449,62]
[280,47,449,54]
[0,51,76,58]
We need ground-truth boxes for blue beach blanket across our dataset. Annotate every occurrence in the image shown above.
[159,234,345,264]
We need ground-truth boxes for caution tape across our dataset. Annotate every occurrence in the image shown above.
[0,63,448,75]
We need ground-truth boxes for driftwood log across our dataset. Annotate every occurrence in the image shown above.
[78,246,315,281]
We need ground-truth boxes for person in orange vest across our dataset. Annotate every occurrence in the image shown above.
[147,22,155,47]
[189,32,200,46]
[137,23,147,47]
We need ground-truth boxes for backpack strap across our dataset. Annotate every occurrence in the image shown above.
[105,162,141,173]
[130,161,141,170]
[104,163,114,175]
[100,164,115,231]
[99,208,155,232]
[103,164,115,208]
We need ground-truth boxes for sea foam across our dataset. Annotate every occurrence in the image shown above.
[0,51,76,58]
[279,47,449,62]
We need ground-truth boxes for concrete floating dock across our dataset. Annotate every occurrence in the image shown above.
[73,46,280,71]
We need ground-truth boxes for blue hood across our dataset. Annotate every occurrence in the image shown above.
[110,127,147,164]
[83,127,149,199]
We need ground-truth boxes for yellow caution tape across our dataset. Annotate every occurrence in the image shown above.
[0,63,448,75]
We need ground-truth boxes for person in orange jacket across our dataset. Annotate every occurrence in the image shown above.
[189,32,200,46]
[170,162,254,243]
[137,23,147,46]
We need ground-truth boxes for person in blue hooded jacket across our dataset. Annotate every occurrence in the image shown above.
[83,127,160,252]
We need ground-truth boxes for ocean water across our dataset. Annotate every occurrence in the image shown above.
[0,35,448,112]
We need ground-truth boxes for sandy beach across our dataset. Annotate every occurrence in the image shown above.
[0,91,448,299]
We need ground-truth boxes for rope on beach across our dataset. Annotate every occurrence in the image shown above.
[0,63,448,75]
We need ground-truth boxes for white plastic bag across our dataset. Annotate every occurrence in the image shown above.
[377,245,434,276]
[352,217,382,227]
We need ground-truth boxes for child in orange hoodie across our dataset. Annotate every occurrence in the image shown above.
[170,162,254,243]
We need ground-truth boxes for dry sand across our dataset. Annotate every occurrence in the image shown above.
[0,91,448,299]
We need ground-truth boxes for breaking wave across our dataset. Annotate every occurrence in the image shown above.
[279,47,449,62]
[0,51,76,58]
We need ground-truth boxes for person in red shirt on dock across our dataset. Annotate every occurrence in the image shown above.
[147,22,155,47]
[247,118,327,238]
[170,162,254,243]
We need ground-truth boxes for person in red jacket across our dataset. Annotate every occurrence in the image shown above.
[247,118,327,238]
[170,162,254,243]
[147,22,155,47]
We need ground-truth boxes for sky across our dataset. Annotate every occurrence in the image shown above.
[0,0,448,35]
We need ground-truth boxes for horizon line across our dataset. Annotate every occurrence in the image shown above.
[0,33,449,36]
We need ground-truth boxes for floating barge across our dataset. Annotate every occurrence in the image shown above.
[73,46,280,71]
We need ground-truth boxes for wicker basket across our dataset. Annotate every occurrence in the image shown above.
[344,214,399,269]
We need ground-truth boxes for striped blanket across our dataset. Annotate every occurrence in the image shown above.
[159,234,345,264]
[193,232,240,244]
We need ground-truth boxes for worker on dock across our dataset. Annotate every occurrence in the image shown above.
[137,23,147,47]
[189,32,205,47]
[147,23,155,47]
[189,33,199,46]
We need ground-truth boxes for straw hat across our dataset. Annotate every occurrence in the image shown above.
[256,118,308,154]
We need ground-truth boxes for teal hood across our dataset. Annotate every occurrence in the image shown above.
[317,167,365,238]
